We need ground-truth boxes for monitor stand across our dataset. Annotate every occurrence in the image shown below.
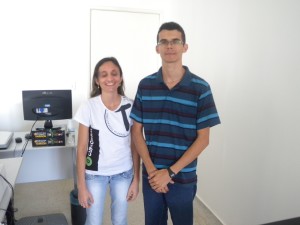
[25,133,32,140]
[16,213,68,225]
[44,120,53,129]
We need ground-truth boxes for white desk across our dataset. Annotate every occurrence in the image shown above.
[0,157,23,222]
[0,131,76,183]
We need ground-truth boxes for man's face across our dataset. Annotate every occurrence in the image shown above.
[156,30,188,64]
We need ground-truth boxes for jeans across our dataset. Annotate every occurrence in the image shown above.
[85,168,133,225]
[143,175,197,225]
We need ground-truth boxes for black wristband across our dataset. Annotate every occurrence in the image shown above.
[167,167,176,178]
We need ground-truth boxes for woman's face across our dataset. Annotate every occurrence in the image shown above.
[96,61,122,94]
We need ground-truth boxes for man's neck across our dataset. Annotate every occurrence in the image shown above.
[162,63,185,80]
[162,62,185,89]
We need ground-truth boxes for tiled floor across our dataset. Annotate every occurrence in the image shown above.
[13,178,223,225]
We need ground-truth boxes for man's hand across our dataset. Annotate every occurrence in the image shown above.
[148,169,174,193]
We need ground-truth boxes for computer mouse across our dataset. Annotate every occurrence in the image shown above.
[15,137,22,143]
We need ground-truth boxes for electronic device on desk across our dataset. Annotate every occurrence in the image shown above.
[22,89,72,146]
[31,128,66,147]
[0,131,13,150]
[22,89,72,130]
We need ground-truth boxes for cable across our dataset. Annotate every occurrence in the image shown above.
[13,143,17,158]
[0,174,17,225]
[21,120,37,157]
[0,174,14,200]
[20,139,29,157]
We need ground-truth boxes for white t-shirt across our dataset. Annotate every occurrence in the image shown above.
[74,95,133,176]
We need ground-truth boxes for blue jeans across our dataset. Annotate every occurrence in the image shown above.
[85,168,133,225]
[143,175,197,225]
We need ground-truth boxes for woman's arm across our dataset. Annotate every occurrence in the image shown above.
[127,133,141,201]
[76,123,94,208]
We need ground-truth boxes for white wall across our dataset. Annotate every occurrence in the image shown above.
[1,0,300,225]
[0,0,171,131]
[169,0,300,224]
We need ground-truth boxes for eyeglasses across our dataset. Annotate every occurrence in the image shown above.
[157,39,184,47]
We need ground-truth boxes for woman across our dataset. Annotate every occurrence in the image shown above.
[74,57,140,225]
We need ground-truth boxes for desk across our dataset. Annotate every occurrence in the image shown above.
[0,131,76,183]
[0,157,23,222]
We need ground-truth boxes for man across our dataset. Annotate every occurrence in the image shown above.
[130,21,221,225]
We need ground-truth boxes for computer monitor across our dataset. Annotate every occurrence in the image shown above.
[22,90,72,129]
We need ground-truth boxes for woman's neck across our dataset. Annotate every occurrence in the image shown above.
[101,93,121,110]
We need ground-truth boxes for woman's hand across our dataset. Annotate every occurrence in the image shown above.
[126,179,139,201]
[78,187,94,208]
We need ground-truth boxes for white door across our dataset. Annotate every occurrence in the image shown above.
[90,9,161,99]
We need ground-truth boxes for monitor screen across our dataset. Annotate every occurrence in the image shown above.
[22,90,72,129]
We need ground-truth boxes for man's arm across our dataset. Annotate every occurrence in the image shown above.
[170,127,210,174]
[149,127,210,191]
[131,121,157,174]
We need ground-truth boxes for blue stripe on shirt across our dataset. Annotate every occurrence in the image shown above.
[155,164,197,172]
[142,96,197,107]
[197,113,219,123]
[199,90,212,100]
[143,119,196,129]
[146,141,188,151]
[191,78,209,87]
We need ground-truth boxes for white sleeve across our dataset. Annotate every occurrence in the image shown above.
[73,100,91,127]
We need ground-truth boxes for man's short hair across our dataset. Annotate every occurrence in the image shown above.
[157,22,186,44]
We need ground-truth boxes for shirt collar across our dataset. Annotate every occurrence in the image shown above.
[157,66,192,87]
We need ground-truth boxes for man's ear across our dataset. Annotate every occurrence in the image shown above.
[156,45,159,54]
[183,43,188,53]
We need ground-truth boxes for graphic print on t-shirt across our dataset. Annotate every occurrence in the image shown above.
[104,103,132,137]
[85,126,100,171]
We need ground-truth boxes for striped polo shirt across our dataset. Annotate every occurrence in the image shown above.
[130,66,221,185]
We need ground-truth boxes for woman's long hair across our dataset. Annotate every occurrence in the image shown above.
[90,57,125,97]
